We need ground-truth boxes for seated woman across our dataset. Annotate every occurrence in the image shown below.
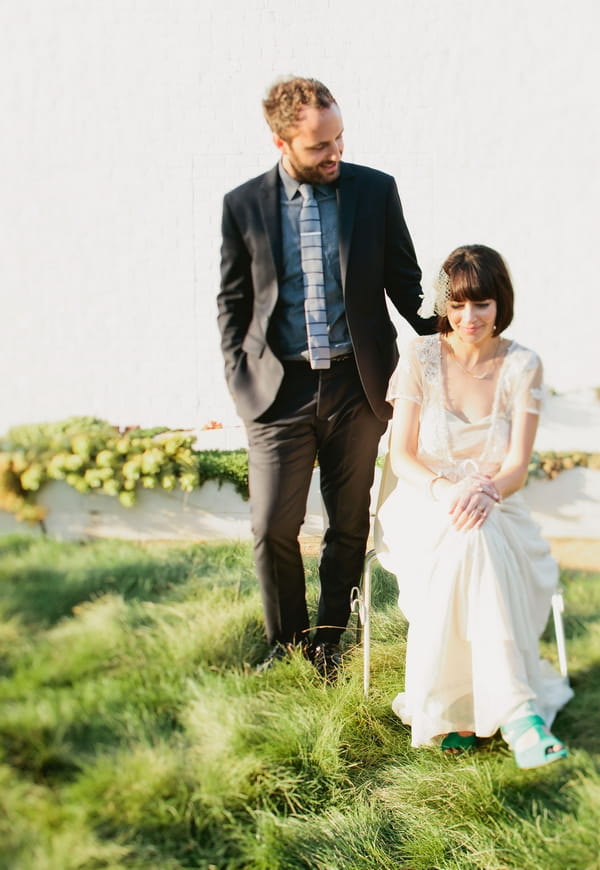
[375,244,573,768]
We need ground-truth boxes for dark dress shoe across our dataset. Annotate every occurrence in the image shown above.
[312,642,343,681]
[255,639,314,674]
[255,643,291,673]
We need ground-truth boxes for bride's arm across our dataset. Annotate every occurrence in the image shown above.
[491,410,539,499]
[386,339,454,496]
[388,398,455,501]
[491,352,544,499]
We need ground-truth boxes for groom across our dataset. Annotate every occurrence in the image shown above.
[217,76,436,676]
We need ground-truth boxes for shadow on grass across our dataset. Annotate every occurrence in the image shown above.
[0,537,257,628]
[555,569,600,643]
[370,564,400,610]
[555,660,600,758]
[0,534,39,559]
[1,564,178,627]
[5,733,85,786]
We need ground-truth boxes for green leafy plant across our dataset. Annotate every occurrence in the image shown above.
[527,450,600,481]
[0,417,249,523]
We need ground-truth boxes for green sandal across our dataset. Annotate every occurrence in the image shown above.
[441,732,477,753]
[501,714,567,769]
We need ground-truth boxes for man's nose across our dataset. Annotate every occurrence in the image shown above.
[328,142,341,161]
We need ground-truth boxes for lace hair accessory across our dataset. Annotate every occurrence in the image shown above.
[417,269,451,318]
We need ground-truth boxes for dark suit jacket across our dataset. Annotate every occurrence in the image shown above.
[218,161,436,422]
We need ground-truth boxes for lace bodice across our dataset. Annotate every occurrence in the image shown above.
[387,334,543,481]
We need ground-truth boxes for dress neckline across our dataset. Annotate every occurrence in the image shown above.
[433,334,515,467]
[445,408,492,425]
[439,335,514,425]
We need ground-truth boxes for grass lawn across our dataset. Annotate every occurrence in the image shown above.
[1,534,599,870]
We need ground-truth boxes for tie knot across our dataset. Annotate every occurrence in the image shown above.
[299,183,314,202]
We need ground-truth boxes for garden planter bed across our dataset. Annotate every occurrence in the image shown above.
[1,467,599,544]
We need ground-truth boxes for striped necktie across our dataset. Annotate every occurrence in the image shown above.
[299,183,330,369]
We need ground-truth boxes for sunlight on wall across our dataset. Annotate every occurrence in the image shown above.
[1,0,598,434]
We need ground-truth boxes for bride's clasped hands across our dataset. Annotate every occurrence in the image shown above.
[449,475,501,532]
[431,471,501,531]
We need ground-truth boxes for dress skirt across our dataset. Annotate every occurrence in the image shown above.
[374,462,574,747]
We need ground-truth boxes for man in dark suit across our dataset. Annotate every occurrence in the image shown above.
[218,77,435,676]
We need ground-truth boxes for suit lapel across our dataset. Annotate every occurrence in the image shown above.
[259,165,283,280]
[337,163,357,292]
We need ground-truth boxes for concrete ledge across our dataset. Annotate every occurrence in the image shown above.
[4,478,325,542]
[524,467,600,539]
[1,466,599,544]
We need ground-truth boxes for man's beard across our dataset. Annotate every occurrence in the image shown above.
[286,153,340,185]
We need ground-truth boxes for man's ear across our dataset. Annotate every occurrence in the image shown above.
[273,133,287,154]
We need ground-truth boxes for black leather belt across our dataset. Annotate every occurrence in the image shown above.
[283,352,354,367]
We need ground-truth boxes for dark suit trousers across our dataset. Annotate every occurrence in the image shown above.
[244,356,387,646]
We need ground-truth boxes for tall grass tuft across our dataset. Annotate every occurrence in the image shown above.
[1,534,599,869]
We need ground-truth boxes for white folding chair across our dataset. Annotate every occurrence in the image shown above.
[350,547,569,699]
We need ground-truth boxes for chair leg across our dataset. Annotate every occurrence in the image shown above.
[551,590,569,679]
[351,548,377,698]
[350,586,362,645]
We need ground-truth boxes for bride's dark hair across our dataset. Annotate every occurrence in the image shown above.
[438,245,514,336]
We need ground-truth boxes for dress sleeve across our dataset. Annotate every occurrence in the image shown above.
[386,338,424,406]
[512,350,544,416]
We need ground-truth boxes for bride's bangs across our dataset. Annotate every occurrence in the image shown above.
[449,265,492,303]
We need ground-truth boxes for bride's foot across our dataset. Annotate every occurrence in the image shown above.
[441,731,476,754]
[501,714,567,769]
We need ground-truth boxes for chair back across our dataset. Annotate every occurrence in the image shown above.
[373,449,401,576]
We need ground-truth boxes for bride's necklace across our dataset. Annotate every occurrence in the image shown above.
[448,338,501,380]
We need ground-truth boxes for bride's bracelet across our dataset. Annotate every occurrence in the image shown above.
[428,474,446,501]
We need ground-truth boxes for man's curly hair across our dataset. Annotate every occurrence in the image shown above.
[262,77,337,139]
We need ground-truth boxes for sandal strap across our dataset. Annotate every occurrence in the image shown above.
[501,713,545,746]
[501,713,568,769]
[441,732,476,751]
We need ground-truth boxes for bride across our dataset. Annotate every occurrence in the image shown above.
[375,244,573,768]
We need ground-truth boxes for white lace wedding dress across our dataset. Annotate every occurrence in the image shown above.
[374,334,573,747]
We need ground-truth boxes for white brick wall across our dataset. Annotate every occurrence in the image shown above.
[1,0,598,434]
